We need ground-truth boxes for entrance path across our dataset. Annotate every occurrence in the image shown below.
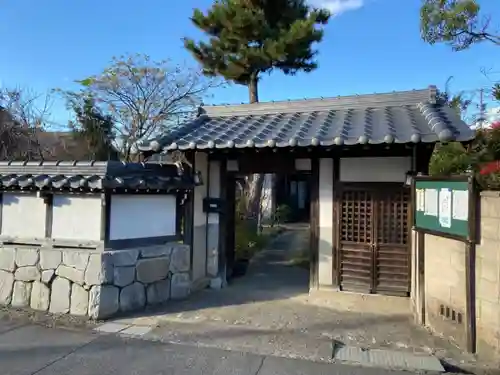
[110,225,477,370]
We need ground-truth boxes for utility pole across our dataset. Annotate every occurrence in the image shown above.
[477,88,486,129]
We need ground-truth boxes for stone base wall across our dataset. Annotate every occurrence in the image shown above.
[0,242,191,319]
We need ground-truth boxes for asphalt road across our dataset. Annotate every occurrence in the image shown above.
[0,320,425,375]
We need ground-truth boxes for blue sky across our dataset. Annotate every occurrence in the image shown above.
[1,0,500,126]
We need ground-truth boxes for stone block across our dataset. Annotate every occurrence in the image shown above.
[0,270,14,305]
[477,237,500,257]
[477,258,500,283]
[481,217,500,241]
[88,285,119,319]
[477,278,499,303]
[141,245,173,259]
[480,193,500,218]
[40,250,62,270]
[15,266,40,282]
[15,248,39,267]
[170,273,190,300]
[41,270,55,284]
[478,299,500,327]
[113,266,135,287]
[11,281,32,307]
[146,279,170,305]
[119,282,145,312]
[63,251,89,271]
[170,245,190,273]
[110,249,139,267]
[85,253,113,286]
[56,265,84,285]
[136,257,169,284]
[209,277,223,290]
[0,248,16,272]
[30,281,50,311]
[70,284,89,316]
[49,277,71,314]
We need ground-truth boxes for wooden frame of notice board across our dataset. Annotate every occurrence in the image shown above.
[411,174,477,354]
[412,175,476,243]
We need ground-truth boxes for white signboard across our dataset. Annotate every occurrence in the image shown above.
[424,188,438,216]
[416,189,425,212]
[452,190,469,221]
[438,188,452,228]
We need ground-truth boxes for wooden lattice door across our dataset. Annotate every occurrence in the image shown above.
[375,188,411,295]
[336,184,410,296]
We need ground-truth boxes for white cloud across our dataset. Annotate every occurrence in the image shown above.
[309,0,364,15]
[470,106,500,129]
[485,107,500,126]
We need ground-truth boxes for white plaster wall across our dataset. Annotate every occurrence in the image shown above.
[340,157,411,182]
[318,158,334,286]
[109,195,176,240]
[1,193,46,238]
[295,158,312,171]
[52,195,102,241]
[192,152,208,281]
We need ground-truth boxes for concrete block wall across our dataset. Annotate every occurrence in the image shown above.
[421,191,500,362]
[0,243,191,319]
[424,234,467,348]
[476,192,500,360]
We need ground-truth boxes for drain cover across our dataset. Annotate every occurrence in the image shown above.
[332,344,445,372]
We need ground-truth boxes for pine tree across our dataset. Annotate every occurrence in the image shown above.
[185,1,330,232]
[184,0,330,104]
[70,98,117,161]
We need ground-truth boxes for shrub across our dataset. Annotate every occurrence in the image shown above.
[273,204,292,225]
[430,122,500,190]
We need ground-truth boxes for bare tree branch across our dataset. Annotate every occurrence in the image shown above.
[0,86,54,160]
[58,53,222,161]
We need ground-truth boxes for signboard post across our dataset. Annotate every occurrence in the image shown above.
[412,174,477,354]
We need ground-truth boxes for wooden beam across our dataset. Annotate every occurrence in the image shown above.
[218,159,228,281]
[332,157,340,288]
[100,193,111,244]
[309,157,320,289]
[465,176,477,353]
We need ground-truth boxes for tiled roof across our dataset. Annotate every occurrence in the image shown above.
[0,160,197,193]
[139,86,475,152]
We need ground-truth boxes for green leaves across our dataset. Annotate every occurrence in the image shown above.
[420,0,499,50]
[77,78,95,87]
[70,97,117,161]
[185,0,330,102]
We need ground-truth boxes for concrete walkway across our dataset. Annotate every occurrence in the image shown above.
[107,226,475,371]
[0,319,430,375]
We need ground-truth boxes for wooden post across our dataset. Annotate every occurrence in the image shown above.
[218,159,227,281]
[465,175,477,353]
[309,157,319,289]
[417,230,426,325]
[44,193,54,239]
[100,193,111,246]
[175,192,183,238]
